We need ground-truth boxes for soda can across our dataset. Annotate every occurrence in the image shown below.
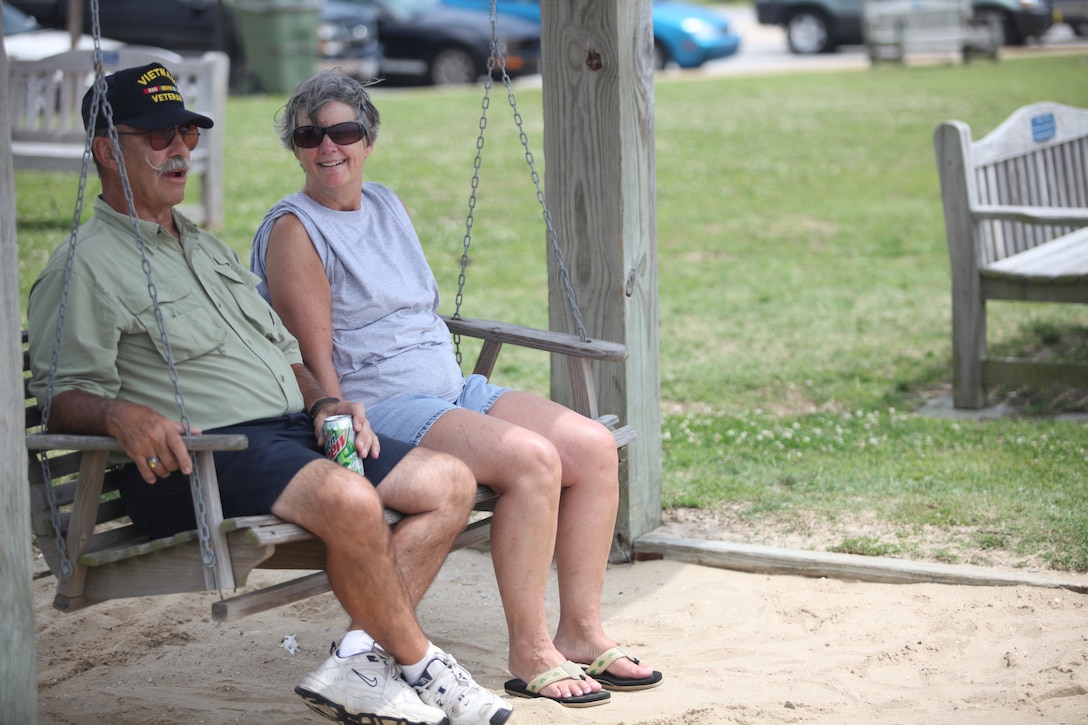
[322,414,366,475]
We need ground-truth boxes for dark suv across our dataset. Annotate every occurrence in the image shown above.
[755,0,1054,53]
[7,0,380,91]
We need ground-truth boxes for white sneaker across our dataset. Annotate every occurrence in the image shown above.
[412,652,513,725]
[296,645,450,725]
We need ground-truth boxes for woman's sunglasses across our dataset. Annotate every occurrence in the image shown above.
[115,125,201,151]
[292,122,367,149]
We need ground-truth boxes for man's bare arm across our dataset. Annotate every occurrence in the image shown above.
[47,389,198,483]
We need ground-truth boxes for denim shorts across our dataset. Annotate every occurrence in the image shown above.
[365,374,511,445]
[116,413,413,539]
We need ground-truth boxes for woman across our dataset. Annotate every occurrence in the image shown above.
[251,69,662,707]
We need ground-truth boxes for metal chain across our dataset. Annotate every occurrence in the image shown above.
[453,0,588,361]
[37,0,218,580]
[451,16,494,365]
[38,0,110,580]
[499,53,587,342]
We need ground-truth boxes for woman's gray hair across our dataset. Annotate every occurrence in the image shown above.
[276,69,381,149]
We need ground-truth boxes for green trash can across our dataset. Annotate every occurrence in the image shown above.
[227,0,320,93]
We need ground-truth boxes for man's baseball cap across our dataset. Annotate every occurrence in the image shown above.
[81,62,213,133]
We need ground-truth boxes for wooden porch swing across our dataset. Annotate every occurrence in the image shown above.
[26,2,634,622]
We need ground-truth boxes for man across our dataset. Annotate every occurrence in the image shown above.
[26,62,512,725]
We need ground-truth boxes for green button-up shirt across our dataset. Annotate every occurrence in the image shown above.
[28,198,305,430]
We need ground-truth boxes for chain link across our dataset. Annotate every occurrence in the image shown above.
[38,0,217,581]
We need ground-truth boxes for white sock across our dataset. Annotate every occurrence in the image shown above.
[337,629,376,658]
[402,642,443,685]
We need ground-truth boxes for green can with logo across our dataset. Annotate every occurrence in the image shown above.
[322,414,365,475]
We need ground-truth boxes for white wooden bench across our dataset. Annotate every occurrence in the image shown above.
[863,0,1001,64]
[8,47,228,229]
[934,101,1088,409]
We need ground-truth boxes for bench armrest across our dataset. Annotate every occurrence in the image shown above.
[26,433,249,452]
[441,315,628,361]
[972,205,1088,227]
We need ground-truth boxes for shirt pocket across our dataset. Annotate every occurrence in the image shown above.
[210,259,289,345]
[117,281,227,363]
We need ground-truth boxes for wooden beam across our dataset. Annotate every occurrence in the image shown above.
[540,0,663,561]
[69,0,84,50]
[634,534,1088,593]
[0,9,39,717]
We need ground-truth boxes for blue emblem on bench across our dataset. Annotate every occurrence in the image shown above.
[1031,113,1056,143]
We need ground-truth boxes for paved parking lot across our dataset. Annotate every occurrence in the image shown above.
[680,5,1088,77]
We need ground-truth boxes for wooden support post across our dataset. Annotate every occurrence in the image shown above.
[540,0,663,560]
[0,9,39,717]
[191,450,237,592]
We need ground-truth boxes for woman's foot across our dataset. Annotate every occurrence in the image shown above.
[553,634,657,683]
[508,648,603,700]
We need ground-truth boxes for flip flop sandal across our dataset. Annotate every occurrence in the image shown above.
[503,660,611,708]
[582,646,664,691]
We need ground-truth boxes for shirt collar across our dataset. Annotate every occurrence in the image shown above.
[93,196,199,247]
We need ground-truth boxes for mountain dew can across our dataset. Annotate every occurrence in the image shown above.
[323,414,365,475]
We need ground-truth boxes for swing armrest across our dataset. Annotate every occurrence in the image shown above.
[441,316,628,361]
[26,433,249,452]
[26,433,250,600]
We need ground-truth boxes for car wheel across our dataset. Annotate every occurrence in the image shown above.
[429,47,478,86]
[1069,18,1088,36]
[786,10,833,54]
[652,41,668,70]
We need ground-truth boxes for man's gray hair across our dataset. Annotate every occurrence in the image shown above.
[276,69,381,149]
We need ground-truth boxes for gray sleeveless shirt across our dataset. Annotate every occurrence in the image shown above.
[250,182,463,409]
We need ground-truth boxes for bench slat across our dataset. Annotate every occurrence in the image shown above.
[983,226,1088,280]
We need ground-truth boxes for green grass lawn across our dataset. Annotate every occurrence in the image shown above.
[15,54,1088,571]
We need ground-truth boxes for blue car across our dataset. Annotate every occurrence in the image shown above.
[441,0,741,69]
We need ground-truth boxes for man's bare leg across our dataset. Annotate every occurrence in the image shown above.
[271,458,429,663]
[376,447,478,604]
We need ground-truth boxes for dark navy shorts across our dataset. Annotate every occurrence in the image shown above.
[116,413,412,539]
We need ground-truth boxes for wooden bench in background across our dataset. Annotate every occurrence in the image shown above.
[8,46,228,228]
[934,101,1088,409]
[863,0,1001,64]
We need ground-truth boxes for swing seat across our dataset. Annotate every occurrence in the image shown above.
[442,315,636,447]
[23,331,499,621]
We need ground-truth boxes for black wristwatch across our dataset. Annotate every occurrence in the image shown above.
[308,397,341,420]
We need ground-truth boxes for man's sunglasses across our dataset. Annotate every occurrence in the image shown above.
[115,125,201,151]
[292,122,367,149]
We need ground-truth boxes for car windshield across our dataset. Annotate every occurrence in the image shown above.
[369,0,441,21]
[3,4,41,35]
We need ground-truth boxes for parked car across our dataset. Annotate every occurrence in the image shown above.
[1054,0,1088,34]
[5,0,380,90]
[441,0,742,69]
[3,2,123,60]
[337,0,541,85]
[319,0,382,81]
[755,0,1054,54]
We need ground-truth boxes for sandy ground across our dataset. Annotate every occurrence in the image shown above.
[33,537,1088,725]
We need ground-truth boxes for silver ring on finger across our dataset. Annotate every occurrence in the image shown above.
[148,456,162,470]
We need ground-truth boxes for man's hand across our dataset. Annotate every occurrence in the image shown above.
[47,390,201,484]
[105,403,201,483]
[312,400,380,459]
